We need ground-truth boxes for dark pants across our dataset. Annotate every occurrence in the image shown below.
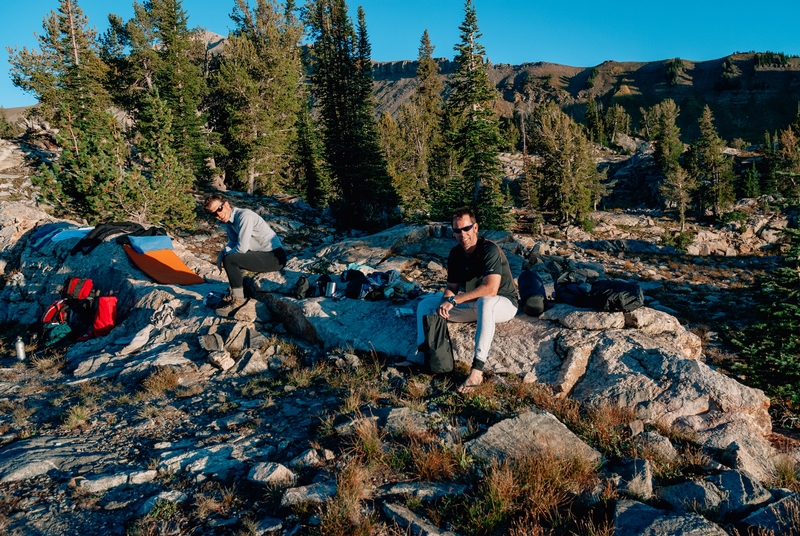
[223,248,286,288]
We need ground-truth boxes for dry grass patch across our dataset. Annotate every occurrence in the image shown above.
[439,450,600,535]
[63,404,91,428]
[175,383,204,398]
[771,455,800,492]
[408,439,459,481]
[286,361,327,388]
[12,403,34,425]
[341,384,382,414]
[317,463,375,536]
[346,414,385,463]
[142,367,180,397]
[29,351,65,374]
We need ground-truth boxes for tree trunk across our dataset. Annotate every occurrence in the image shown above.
[66,0,80,66]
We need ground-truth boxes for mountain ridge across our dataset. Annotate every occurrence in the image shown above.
[372,52,800,143]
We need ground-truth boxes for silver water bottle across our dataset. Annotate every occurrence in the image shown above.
[15,336,26,361]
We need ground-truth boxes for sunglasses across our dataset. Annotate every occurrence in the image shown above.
[452,223,475,234]
[209,202,226,215]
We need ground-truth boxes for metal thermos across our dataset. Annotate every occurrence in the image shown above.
[15,336,26,361]
[325,282,337,297]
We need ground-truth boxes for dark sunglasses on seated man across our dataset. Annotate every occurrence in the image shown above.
[208,201,227,215]
[452,223,475,234]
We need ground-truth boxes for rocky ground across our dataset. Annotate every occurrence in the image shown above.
[1,136,799,535]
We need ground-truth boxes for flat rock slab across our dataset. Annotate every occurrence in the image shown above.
[0,436,126,483]
[262,293,417,357]
[465,410,602,466]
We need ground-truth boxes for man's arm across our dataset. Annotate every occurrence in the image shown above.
[438,275,500,318]
[231,211,258,254]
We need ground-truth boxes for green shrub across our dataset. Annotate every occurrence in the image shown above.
[731,226,800,404]
[722,210,748,226]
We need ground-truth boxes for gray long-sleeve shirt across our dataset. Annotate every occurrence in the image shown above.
[223,207,283,256]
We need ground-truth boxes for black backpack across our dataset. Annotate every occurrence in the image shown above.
[419,314,454,374]
[588,280,644,312]
[518,270,548,316]
[554,271,591,308]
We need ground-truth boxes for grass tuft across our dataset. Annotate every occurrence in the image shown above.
[317,463,375,536]
[142,368,180,397]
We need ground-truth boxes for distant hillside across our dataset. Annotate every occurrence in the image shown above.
[372,53,800,144]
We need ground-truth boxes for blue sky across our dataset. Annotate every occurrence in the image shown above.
[3,0,800,108]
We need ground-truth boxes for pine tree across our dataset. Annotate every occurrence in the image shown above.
[732,224,800,403]
[104,0,208,176]
[306,0,397,229]
[35,93,195,228]
[741,162,761,198]
[650,99,683,175]
[776,127,800,200]
[380,29,444,217]
[211,0,304,194]
[7,0,110,125]
[439,0,511,230]
[762,130,780,195]
[585,97,605,145]
[292,95,331,208]
[690,105,735,219]
[525,102,605,223]
[0,109,20,139]
[660,165,696,232]
[604,104,631,146]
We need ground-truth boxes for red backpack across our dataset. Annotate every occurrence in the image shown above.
[41,298,70,325]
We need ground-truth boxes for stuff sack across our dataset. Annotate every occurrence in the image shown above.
[518,270,548,316]
[420,314,454,374]
[589,280,644,312]
[91,296,118,337]
[294,276,316,299]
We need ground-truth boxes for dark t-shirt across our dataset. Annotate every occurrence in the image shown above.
[447,237,518,307]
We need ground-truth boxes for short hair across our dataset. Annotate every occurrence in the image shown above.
[452,207,476,224]
[204,194,227,212]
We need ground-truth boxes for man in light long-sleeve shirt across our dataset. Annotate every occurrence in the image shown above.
[204,194,286,316]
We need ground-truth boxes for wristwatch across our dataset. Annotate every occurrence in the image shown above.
[446,295,457,306]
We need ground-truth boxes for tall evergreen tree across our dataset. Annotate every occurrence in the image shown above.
[741,162,761,199]
[649,99,683,175]
[689,105,735,218]
[775,127,800,200]
[211,0,304,194]
[525,102,604,223]
[380,29,444,217]
[439,0,511,230]
[104,0,209,175]
[306,0,397,229]
[292,94,331,208]
[604,104,631,146]
[660,165,696,232]
[584,97,605,145]
[8,0,110,126]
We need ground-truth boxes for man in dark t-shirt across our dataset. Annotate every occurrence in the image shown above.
[410,207,518,392]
